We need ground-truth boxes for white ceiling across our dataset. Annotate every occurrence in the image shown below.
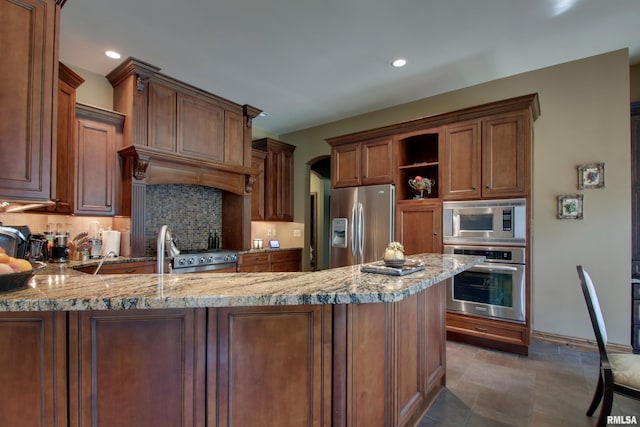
[59,0,640,135]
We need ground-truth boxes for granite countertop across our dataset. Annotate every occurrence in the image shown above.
[0,253,483,312]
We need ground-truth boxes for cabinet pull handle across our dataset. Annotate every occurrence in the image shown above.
[475,327,489,332]
[125,269,137,273]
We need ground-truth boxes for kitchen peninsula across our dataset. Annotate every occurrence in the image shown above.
[0,253,481,427]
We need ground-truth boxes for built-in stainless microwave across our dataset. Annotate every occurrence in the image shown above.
[442,198,526,245]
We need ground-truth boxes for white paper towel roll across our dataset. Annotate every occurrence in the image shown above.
[102,230,121,257]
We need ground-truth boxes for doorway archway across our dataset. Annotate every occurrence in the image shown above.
[307,156,331,270]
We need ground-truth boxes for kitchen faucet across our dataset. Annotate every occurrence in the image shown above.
[93,251,118,275]
[157,225,180,274]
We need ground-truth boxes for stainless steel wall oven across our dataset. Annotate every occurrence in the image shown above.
[444,245,526,323]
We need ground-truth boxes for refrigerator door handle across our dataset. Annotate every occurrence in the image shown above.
[351,203,357,257]
[358,202,364,259]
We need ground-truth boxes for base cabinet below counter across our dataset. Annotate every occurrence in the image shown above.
[68,309,206,427]
[0,280,447,427]
[0,312,67,427]
[237,249,302,272]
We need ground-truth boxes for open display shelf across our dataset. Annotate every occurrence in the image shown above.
[396,131,440,200]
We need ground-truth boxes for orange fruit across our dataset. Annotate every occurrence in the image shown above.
[0,246,6,254]
[0,253,10,264]
[10,258,32,272]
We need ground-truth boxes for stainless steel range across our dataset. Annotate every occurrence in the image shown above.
[171,249,239,274]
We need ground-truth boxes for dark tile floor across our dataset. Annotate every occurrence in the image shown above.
[420,340,640,427]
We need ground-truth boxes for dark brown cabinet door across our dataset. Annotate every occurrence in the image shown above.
[361,138,394,185]
[147,81,177,152]
[69,309,206,427]
[213,305,331,427]
[396,201,442,255]
[0,312,67,427]
[332,138,394,188]
[395,292,426,426]
[177,93,225,161]
[270,249,302,272]
[250,149,267,220]
[441,120,482,200]
[49,63,84,214]
[482,111,528,198]
[224,110,244,166]
[75,114,117,215]
[332,143,361,188]
[254,138,295,221]
[0,0,59,201]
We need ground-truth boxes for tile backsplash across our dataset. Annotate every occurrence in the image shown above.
[1,184,304,256]
[144,184,222,253]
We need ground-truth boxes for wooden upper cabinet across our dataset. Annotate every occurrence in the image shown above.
[441,111,530,200]
[332,137,393,188]
[332,143,361,188]
[482,111,528,198]
[0,0,61,201]
[147,81,177,152]
[250,149,267,221]
[253,138,295,222]
[46,63,85,214]
[441,120,482,200]
[224,110,244,166]
[177,93,225,161]
[361,138,394,185]
[107,58,251,170]
[74,104,124,216]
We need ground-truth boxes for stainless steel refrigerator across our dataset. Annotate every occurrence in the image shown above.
[330,184,395,267]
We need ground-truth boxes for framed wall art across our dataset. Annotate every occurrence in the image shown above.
[578,162,604,189]
[557,194,583,219]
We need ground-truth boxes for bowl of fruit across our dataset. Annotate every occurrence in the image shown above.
[0,248,46,292]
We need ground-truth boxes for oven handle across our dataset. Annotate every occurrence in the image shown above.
[471,263,520,272]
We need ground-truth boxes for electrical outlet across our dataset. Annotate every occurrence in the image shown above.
[271,228,277,237]
[293,229,301,237]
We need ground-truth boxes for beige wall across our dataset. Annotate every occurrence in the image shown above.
[68,65,113,109]
[281,49,632,345]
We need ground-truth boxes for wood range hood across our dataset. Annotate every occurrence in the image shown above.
[107,57,263,254]
[118,144,259,196]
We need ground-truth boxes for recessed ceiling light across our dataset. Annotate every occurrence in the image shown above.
[258,111,269,118]
[392,58,407,68]
[105,50,121,59]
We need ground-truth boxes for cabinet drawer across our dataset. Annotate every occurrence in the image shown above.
[238,252,270,266]
[446,314,527,345]
[633,282,640,299]
[270,250,301,263]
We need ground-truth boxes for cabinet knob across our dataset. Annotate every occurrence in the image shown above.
[472,187,477,190]
[486,185,490,189]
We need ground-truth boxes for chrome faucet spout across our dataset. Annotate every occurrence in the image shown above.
[157,225,180,274]
[93,251,118,275]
